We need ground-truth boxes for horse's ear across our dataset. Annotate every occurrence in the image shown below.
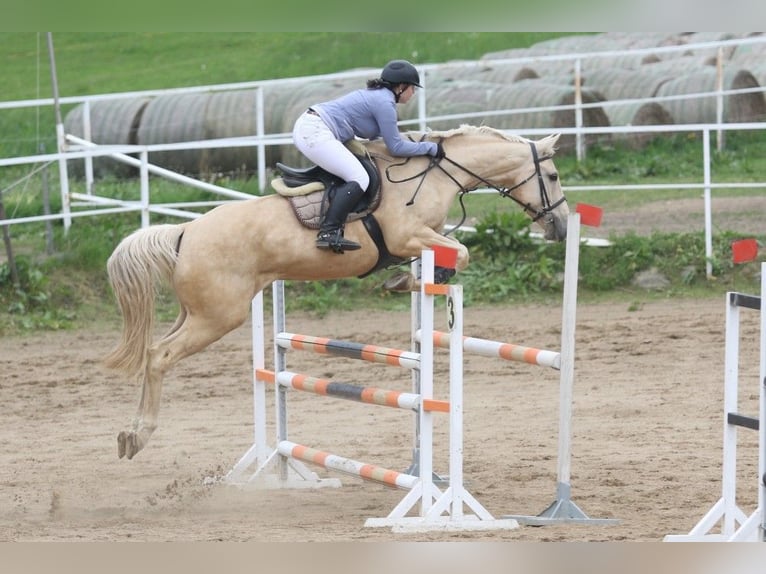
[538,133,561,156]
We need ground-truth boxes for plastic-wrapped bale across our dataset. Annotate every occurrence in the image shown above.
[655,68,766,123]
[428,61,538,87]
[678,32,743,60]
[531,34,661,68]
[203,89,280,175]
[395,81,502,132]
[136,93,212,175]
[603,101,675,148]
[728,58,766,90]
[481,47,576,76]
[730,36,766,60]
[579,52,661,70]
[63,97,150,178]
[429,79,609,152]
[598,32,690,50]
[581,67,677,100]
[493,79,611,152]
[729,46,766,88]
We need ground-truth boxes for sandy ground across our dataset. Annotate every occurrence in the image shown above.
[1,289,763,542]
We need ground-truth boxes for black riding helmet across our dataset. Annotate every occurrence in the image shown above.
[381,59,423,88]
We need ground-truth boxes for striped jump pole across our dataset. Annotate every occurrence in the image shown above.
[257,368,449,413]
[278,441,419,490]
[417,330,561,370]
[275,332,421,370]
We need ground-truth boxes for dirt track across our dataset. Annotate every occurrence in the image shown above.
[1,292,762,541]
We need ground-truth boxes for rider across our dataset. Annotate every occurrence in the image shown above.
[292,59,445,254]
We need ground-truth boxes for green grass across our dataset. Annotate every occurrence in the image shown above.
[3,33,589,99]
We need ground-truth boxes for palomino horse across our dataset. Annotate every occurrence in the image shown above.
[104,125,568,459]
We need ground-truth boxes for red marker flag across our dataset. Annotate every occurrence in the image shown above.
[575,203,603,228]
[432,245,458,269]
[732,238,758,264]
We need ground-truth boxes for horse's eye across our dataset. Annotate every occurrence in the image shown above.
[549,173,559,182]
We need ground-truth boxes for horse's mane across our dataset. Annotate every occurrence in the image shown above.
[367,124,557,159]
[425,124,531,144]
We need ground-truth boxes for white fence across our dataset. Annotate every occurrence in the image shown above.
[1,34,765,278]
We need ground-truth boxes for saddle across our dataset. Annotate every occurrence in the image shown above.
[272,144,382,230]
[271,144,401,278]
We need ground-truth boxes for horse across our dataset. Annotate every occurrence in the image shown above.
[104,124,568,459]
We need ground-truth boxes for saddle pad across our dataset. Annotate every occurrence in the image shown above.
[271,177,324,197]
[287,188,383,230]
[288,191,325,229]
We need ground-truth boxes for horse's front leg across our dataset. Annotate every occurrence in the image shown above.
[384,231,469,292]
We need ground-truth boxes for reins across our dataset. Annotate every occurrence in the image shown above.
[385,137,564,222]
[382,136,566,271]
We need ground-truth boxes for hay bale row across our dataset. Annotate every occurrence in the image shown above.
[407,80,611,152]
[427,62,538,86]
[580,67,677,100]
[603,102,675,148]
[63,97,150,178]
[655,69,766,124]
[63,33,765,179]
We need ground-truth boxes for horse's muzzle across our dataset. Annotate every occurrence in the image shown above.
[543,214,568,242]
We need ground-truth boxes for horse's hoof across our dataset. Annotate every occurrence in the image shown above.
[383,273,418,292]
[117,431,138,460]
[117,431,127,459]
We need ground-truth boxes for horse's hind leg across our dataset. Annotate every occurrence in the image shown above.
[118,309,247,459]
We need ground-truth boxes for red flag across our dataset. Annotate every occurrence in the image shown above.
[732,238,758,264]
[575,203,603,227]
[432,245,458,269]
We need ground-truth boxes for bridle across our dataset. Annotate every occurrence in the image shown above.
[386,139,566,224]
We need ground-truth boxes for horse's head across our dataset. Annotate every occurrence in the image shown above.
[431,126,569,242]
[502,133,568,242]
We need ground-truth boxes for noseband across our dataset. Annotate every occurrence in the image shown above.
[497,142,566,222]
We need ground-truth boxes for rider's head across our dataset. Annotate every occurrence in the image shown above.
[378,60,422,103]
[380,59,422,88]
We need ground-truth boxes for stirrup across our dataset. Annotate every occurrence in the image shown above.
[316,230,361,254]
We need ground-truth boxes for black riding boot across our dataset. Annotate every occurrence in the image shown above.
[316,181,365,253]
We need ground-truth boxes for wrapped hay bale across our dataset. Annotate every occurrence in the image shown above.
[580,52,661,70]
[655,68,766,123]
[581,67,677,100]
[63,97,150,178]
[531,34,660,67]
[639,56,717,72]
[731,36,766,60]
[679,32,741,60]
[397,81,503,132]
[481,47,576,76]
[422,80,611,152]
[730,62,766,90]
[598,32,689,49]
[136,93,211,175]
[202,90,279,175]
[427,62,538,87]
[603,101,675,148]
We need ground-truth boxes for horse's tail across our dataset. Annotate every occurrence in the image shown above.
[103,223,184,377]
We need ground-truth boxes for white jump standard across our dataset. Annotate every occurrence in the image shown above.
[227,248,518,532]
[665,262,766,542]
